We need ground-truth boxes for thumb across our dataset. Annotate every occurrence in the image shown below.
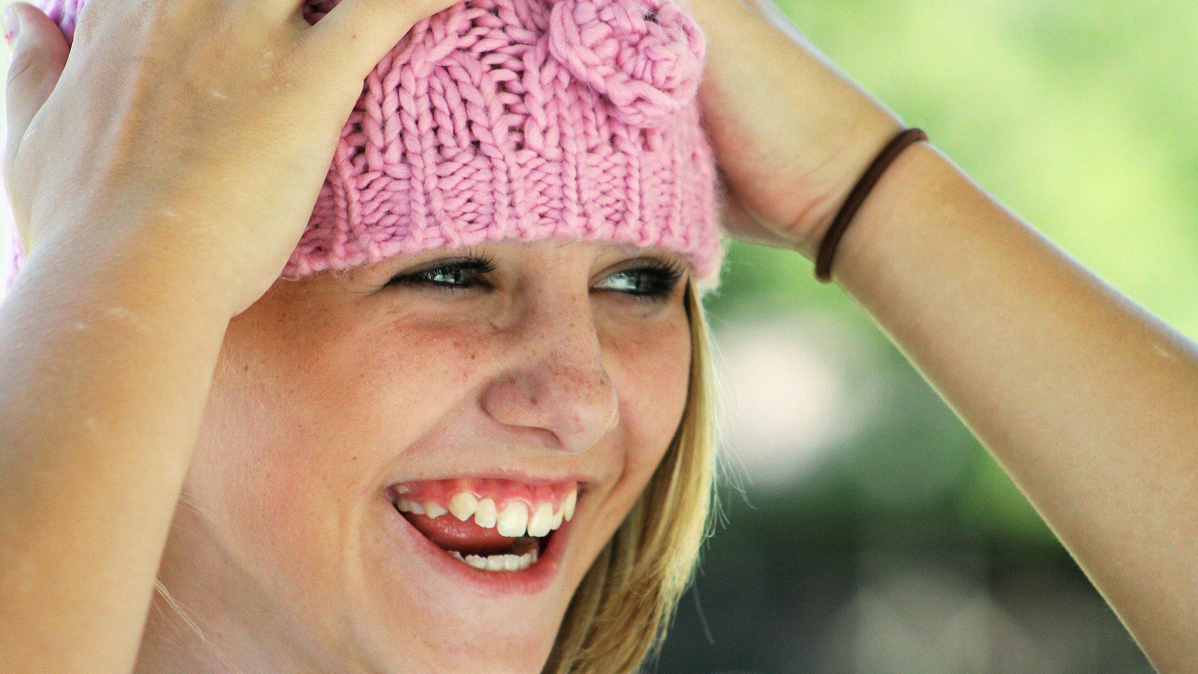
[301,0,466,84]
[4,2,69,165]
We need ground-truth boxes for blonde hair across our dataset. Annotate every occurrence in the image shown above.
[543,277,722,674]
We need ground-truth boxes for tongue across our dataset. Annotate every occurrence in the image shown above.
[400,511,517,556]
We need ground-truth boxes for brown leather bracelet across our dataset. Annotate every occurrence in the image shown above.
[814,127,928,283]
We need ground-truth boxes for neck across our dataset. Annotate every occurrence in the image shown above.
[134,502,333,674]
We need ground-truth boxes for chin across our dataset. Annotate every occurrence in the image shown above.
[349,476,594,673]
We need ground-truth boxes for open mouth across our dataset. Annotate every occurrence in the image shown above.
[387,478,578,573]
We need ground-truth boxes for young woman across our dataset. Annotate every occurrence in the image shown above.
[0,0,1193,673]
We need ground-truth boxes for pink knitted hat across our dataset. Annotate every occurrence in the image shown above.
[2,0,725,300]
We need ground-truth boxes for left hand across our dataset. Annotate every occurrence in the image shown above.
[677,0,906,261]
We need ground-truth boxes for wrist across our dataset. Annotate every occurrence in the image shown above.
[823,139,944,286]
[725,0,909,260]
[15,215,242,326]
[789,114,908,262]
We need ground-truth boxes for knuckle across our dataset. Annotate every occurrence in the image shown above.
[5,46,43,89]
[173,10,290,97]
[289,31,360,100]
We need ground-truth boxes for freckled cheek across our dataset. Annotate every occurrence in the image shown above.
[610,323,692,478]
[582,323,690,548]
[210,325,499,555]
[360,324,493,393]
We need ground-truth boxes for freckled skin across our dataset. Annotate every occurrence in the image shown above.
[137,240,693,674]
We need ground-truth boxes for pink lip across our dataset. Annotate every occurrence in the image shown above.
[386,469,594,490]
[382,491,575,597]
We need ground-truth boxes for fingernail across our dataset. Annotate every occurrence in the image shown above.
[3,5,19,47]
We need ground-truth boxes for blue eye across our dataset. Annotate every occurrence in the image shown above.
[384,255,498,291]
[383,254,686,300]
[594,259,686,301]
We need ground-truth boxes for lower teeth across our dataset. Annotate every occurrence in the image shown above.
[449,545,540,571]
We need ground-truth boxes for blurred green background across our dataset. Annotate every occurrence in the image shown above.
[648,0,1193,672]
[2,0,1192,671]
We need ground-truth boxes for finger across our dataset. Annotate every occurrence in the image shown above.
[4,2,69,257]
[4,2,69,166]
[299,0,465,82]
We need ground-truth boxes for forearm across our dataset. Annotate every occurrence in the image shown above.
[0,228,232,673]
[832,141,1198,672]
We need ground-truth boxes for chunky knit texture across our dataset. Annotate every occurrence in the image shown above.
[2,0,725,300]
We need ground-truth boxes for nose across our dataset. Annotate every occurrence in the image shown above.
[479,293,619,454]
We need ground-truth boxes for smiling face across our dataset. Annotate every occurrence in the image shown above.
[139,239,694,673]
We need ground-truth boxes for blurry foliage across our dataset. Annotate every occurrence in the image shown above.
[671,0,1189,669]
[700,0,1198,563]
[752,0,1198,336]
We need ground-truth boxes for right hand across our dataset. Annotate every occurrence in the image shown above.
[3,0,460,318]
[678,0,902,261]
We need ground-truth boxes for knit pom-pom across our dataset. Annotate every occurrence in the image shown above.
[547,0,704,128]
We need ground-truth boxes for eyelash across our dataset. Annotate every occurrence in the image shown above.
[384,254,685,301]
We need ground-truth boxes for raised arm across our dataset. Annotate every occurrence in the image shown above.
[0,226,233,673]
[0,0,462,669]
[683,0,1198,670]
[835,131,1198,674]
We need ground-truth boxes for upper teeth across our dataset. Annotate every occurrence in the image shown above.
[396,487,577,537]
[448,492,478,521]
[527,502,554,537]
[497,502,528,537]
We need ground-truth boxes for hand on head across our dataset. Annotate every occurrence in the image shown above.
[1,0,464,317]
